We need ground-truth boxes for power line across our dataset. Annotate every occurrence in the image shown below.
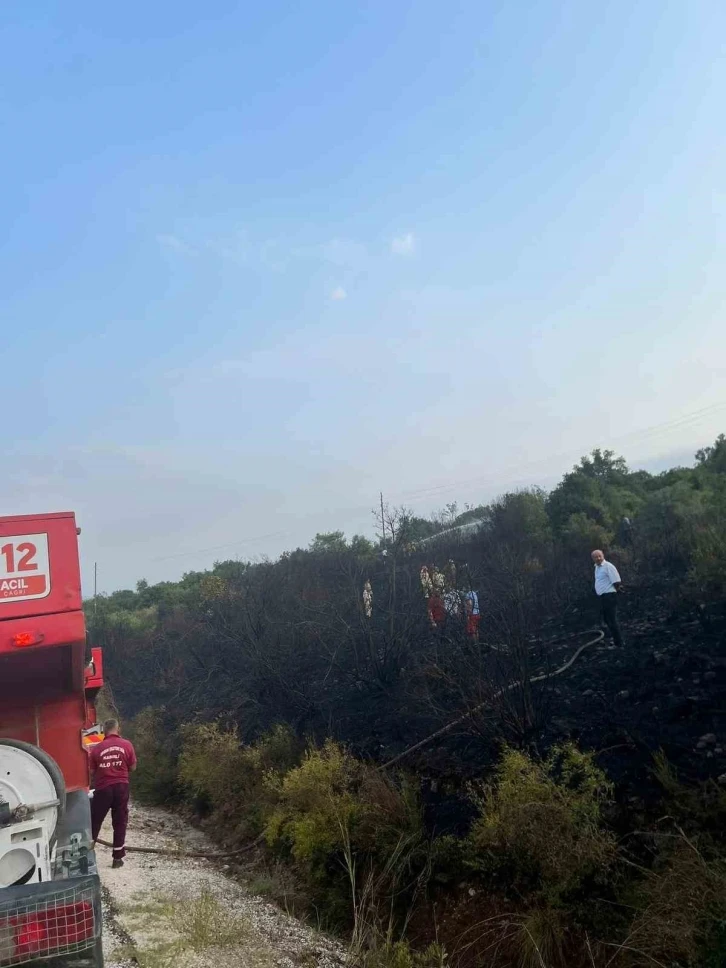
[151,528,296,562]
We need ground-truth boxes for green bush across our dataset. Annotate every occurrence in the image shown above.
[264,739,364,865]
[560,512,613,559]
[178,722,301,834]
[467,744,615,901]
[126,707,181,804]
[178,721,247,813]
[264,740,431,935]
[635,480,708,574]
[265,741,425,866]
[687,522,726,601]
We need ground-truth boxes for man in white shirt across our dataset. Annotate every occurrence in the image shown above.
[591,549,625,647]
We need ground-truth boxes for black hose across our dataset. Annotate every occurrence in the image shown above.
[95,833,264,858]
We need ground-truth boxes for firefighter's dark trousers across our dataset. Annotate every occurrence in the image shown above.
[91,783,130,859]
[599,591,624,648]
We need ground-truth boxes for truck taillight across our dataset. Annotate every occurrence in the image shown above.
[10,902,94,959]
[10,631,42,648]
[15,916,46,954]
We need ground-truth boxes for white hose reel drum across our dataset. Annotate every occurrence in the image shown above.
[0,739,66,888]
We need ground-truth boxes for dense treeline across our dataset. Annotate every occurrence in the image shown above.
[90,437,726,967]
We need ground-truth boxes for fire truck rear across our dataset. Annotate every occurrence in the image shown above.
[0,512,104,967]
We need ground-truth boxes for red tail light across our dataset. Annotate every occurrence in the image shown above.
[11,630,42,648]
[11,902,94,958]
[14,918,46,954]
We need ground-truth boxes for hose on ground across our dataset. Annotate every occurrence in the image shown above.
[95,833,264,858]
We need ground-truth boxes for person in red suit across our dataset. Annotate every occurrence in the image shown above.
[89,718,137,868]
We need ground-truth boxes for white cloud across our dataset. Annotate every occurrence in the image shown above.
[391,232,415,256]
[330,286,347,301]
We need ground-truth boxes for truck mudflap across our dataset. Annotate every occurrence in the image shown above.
[0,874,101,967]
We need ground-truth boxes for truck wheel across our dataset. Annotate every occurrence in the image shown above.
[0,737,67,841]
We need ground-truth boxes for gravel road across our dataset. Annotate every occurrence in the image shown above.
[98,803,345,968]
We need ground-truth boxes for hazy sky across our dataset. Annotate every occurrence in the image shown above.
[2,1,725,593]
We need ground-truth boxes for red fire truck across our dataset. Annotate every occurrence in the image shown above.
[0,512,104,967]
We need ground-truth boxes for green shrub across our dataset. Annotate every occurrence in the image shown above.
[560,513,613,559]
[178,721,247,813]
[264,739,363,865]
[264,740,431,937]
[126,707,181,804]
[178,722,301,833]
[635,481,708,574]
[687,522,726,601]
[467,744,615,901]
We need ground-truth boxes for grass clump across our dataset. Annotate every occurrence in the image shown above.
[356,940,447,968]
[627,840,726,967]
[174,887,250,949]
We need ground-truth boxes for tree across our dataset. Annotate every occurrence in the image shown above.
[696,434,726,474]
[309,531,348,554]
[487,489,551,551]
[350,534,375,557]
[546,449,644,532]
[575,449,628,482]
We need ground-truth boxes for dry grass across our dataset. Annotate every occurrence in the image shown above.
[625,839,726,967]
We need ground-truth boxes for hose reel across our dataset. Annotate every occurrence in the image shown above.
[0,739,66,888]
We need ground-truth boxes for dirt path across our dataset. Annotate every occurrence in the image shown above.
[98,803,345,968]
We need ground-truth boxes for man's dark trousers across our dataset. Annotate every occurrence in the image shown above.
[599,592,624,648]
[91,783,130,860]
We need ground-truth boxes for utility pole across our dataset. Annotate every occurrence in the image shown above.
[379,492,386,544]
[93,562,98,621]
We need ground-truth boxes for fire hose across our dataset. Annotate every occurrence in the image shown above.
[95,833,265,858]
[98,629,604,855]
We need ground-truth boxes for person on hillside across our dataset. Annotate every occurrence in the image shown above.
[618,516,634,547]
[89,718,137,869]
[464,589,480,640]
[427,590,446,630]
[591,549,625,648]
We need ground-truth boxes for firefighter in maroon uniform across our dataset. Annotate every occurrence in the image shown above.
[89,718,137,868]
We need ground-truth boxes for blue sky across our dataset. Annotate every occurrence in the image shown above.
[2,1,725,592]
